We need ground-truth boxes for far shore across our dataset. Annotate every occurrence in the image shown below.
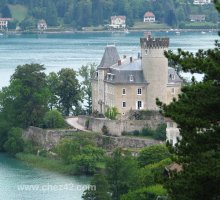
[3,28,219,35]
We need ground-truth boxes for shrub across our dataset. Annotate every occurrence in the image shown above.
[138,145,170,167]
[102,125,109,135]
[154,124,166,140]
[43,110,66,129]
[3,127,24,155]
[105,107,118,120]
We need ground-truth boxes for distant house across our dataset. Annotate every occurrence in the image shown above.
[193,0,212,5]
[109,16,126,29]
[143,12,155,23]
[190,15,206,22]
[37,19,47,31]
[0,18,13,30]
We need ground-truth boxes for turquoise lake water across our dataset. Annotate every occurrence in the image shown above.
[0,154,90,200]
[0,31,219,88]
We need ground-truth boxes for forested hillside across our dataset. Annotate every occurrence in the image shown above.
[0,0,219,30]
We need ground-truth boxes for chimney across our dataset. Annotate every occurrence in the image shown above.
[118,60,122,66]
[130,57,133,63]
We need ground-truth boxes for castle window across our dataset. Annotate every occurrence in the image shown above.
[137,88,142,95]
[122,88,126,95]
[129,75,134,82]
[145,49,148,55]
[96,71,98,77]
[122,101,126,108]
[171,88,175,95]
[137,101,142,110]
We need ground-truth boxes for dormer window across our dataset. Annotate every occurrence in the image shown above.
[129,75,134,82]
[170,74,175,80]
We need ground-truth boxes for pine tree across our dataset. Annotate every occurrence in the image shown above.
[156,1,220,199]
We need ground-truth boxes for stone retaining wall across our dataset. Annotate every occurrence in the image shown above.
[23,126,160,151]
[78,114,165,136]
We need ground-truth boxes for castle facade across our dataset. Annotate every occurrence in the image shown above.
[91,34,182,116]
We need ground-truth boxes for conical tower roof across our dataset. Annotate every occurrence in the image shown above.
[98,45,120,69]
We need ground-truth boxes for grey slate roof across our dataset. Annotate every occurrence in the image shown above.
[168,67,183,84]
[98,45,120,69]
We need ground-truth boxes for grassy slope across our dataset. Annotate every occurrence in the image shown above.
[8,4,28,22]
[16,153,76,175]
[132,22,170,30]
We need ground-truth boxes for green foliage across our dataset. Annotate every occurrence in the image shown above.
[105,107,118,120]
[0,63,50,128]
[102,125,109,135]
[3,127,24,155]
[138,145,170,167]
[78,64,96,115]
[106,148,139,200]
[0,118,11,152]
[42,110,66,129]
[82,174,111,200]
[126,124,166,141]
[156,2,220,199]
[56,134,105,174]
[57,68,82,116]
[121,184,167,200]
[0,0,219,29]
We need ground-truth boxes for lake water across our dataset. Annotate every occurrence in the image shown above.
[0,31,219,88]
[0,154,90,200]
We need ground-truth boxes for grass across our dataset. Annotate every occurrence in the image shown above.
[131,22,170,30]
[8,4,28,22]
[16,153,76,175]
[183,22,217,29]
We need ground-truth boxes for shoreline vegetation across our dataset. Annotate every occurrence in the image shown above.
[2,27,219,35]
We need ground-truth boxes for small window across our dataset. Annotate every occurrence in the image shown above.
[145,49,148,55]
[137,101,142,110]
[171,88,175,95]
[122,102,126,108]
[122,88,126,95]
[137,88,142,95]
[96,72,98,77]
[129,75,134,82]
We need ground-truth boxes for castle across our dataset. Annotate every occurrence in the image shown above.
[91,33,183,116]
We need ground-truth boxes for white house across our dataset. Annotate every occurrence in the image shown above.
[0,18,13,30]
[166,120,182,146]
[143,12,155,23]
[109,16,126,29]
[37,19,47,30]
[193,0,212,5]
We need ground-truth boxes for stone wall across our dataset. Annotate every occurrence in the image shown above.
[23,126,160,151]
[78,114,165,136]
[23,126,77,150]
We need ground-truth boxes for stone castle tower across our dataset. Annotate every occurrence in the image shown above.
[140,33,169,110]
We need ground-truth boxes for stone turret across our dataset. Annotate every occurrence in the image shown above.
[141,33,169,110]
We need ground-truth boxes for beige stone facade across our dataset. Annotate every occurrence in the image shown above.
[92,35,182,116]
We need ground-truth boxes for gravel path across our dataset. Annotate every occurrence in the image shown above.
[65,117,89,132]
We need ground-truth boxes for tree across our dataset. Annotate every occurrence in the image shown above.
[0,64,50,128]
[156,1,220,199]
[3,127,24,155]
[42,110,66,129]
[47,72,59,110]
[138,145,170,167]
[106,148,138,200]
[57,68,82,116]
[1,5,12,18]
[78,64,96,115]
[82,174,111,200]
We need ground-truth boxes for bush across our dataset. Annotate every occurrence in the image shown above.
[3,127,24,155]
[102,125,109,135]
[138,145,170,167]
[43,110,66,129]
[105,107,118,120]
[154,124,166,140]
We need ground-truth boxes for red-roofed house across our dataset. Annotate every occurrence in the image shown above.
[143,12,155,23]
[109,16,126,29]
[0,18,13,30]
